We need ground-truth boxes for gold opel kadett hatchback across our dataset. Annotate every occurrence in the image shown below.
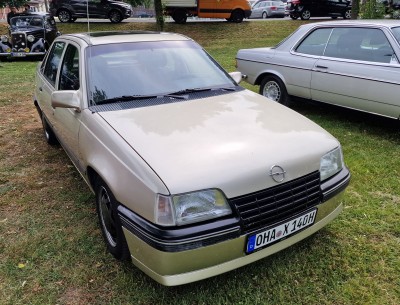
[34,31,350,286]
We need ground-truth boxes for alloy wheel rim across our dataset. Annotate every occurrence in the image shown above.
[264,81,281,102]
[99,186,117,247]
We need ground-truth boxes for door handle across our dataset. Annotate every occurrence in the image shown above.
[316,65,328,69]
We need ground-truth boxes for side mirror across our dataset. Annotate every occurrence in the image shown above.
[51,90,81,112]
[229,71,243,84]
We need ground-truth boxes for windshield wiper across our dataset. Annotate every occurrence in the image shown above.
[94,94,187,105]
[168,87,236,95]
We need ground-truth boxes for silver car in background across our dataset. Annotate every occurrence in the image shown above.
[250,0,286,18]
[236,20,400,120]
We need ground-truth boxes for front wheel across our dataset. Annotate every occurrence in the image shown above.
[172,9,187,24]
[343,9,351,19]
[40,113,58,145]
[300,9,311,20]
[57,9,72,23]
[259,75,289,106]
[109,10,123,23]
[262,12,268,19]
[230,9,244,23]
[95,178,130,261]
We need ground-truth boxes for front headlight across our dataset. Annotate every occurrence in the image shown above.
[1,35,8,43]
[156,189,232,226]
[27,35,35,42]
[320,146,344,181]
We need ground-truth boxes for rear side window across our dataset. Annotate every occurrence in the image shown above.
[324,28,396,63]
[295,28,332,56]
[43,41,66,87]
[59,44,80,90]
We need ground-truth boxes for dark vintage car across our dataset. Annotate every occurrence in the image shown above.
[0,12,60,60]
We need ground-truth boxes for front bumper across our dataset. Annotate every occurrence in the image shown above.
[0,51,46,58]
[120,168,350,286]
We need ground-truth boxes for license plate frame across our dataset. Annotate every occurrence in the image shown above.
[246,208,318,254]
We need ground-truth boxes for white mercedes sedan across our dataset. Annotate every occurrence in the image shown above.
[236,20,400,120]
[34,31,350,286]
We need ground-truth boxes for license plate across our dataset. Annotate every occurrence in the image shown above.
[246,208,317,254]
[11,52,26,57]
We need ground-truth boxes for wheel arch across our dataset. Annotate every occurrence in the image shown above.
[255,71,287,88]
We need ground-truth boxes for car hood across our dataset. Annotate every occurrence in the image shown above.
[98,90,338,198]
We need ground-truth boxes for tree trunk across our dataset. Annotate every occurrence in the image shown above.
[154,0,164,31]
[352,0,360,19]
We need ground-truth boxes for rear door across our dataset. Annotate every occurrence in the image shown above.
[37,40,84,167]
[311,27,400,119]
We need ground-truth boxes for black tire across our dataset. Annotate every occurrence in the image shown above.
[41,113,58,145]
[57,9,72,23]
[109,10,123,23]
[230,9,244,23]
[262,12,268,19]
[95,178,130,261]
[259,75,289,106]
[290,14,298,20]
[343,9,351,19]
[172,9,187,24]
[300,9,311,20]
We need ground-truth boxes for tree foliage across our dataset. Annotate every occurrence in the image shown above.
[0,0,28,8]
[125,0,147,8]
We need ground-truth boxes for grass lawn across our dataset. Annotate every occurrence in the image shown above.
[0,20,399,305]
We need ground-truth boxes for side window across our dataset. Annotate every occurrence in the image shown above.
[43,41,66,87]
[324,28,396,64]
[59,45,80,90]
[295,28,332,56]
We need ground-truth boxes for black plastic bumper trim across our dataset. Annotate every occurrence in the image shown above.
[118,206,241,252]
[321,166,351,201]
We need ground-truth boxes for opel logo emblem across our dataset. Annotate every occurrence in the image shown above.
[269,165,286,183]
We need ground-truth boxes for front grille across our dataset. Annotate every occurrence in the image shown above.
[230,171,321,234]
[12,32,27,50]
[32,32,44,40]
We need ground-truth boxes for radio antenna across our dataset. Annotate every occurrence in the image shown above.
[86,0,91,39]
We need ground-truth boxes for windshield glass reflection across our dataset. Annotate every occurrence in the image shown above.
[86,40,235,105]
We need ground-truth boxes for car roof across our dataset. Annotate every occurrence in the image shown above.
[302,19,400,29]
[15,12,51,18]
[60,31,192,45]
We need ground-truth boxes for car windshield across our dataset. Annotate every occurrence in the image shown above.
[392,27,400,45]
[10,16,43,28]
[86,40,236,105]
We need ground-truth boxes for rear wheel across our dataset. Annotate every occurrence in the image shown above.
[109,10,123,23]
[300,9,311,20]
[95,178,130,261]
[58,9,72,23]
[172,9,187,24]
[230,9,244,23]
[259,75,289,106]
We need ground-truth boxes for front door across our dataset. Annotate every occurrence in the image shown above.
[311,27,400,119]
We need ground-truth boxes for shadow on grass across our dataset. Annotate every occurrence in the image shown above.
[290,98,400,143]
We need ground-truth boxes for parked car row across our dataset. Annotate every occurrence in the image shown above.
[248,0,351,19]
[11,13,398,287]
